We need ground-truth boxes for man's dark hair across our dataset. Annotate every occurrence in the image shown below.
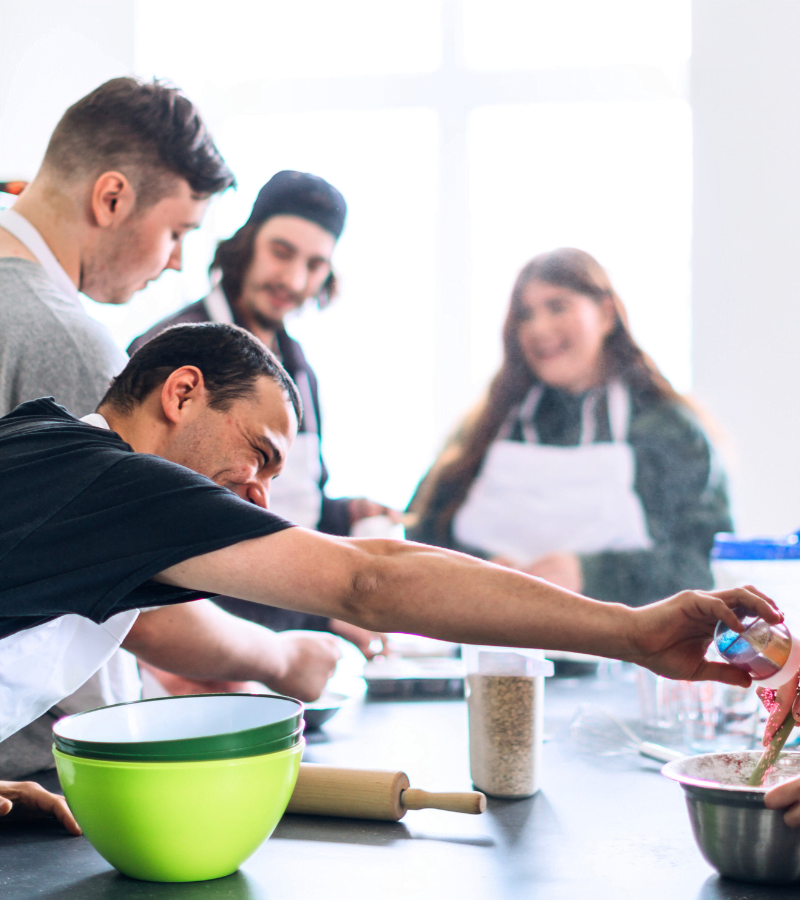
[210,223,338,310]
[42,77,235,206]
[100,323,302,422]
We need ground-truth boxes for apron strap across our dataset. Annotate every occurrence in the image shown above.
[517,385,545,443]
[580,391,599,446]
[500,382,630,445]
[606,380,631,443]
[0,209,79,303]
[293,370,319,434]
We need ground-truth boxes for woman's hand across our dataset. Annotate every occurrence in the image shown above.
[0,781,81,835]
[627,586,782,683]
[757,670,800,745]
[524,553,584,593]
[765,777,800,826]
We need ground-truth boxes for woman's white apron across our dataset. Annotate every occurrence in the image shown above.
[452,380,652,566]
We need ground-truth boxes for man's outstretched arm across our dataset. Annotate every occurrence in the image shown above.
[155,528,780,685]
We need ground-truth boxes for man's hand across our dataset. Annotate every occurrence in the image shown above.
[628,586,782,684]
[266,631,341,702]
[757,670,800,746]
[140,629,341,704]
[524,553,583,593]
[126,602,341,703]
[0,781,81,835]
[329,619,386,659]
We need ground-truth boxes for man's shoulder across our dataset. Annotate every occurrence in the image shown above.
[0,257,124,372]
[2,398,109,438]
[0,257,113,341]
[3,397,74,424]
[127,300,210,356]
[0,398,128,463]
[0,257,60,309]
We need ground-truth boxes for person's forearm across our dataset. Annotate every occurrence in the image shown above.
[343,540,637,659]
[121,601,288,684]
[156,532,638,662]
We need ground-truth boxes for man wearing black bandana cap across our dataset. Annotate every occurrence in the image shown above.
[129,171,393,659]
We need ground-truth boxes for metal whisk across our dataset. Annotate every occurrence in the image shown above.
[570,704,684,764]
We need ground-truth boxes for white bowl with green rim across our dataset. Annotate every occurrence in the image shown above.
[53,693,303,762]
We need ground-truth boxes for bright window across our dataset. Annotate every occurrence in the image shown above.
[463,0,690,71]
[89,1,693,509]
[467,100,692,395]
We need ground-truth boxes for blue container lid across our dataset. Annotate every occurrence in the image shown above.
[712,532,800,560]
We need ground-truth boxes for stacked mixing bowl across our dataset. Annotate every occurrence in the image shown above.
[53,693,305,882]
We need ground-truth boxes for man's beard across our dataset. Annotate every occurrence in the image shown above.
[249,305,284,333]
[241,284,304,333]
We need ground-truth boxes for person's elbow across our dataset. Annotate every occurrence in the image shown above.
[120,605,180,655]
[334,539,402,632]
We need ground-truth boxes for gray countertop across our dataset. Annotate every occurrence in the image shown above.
[2,673,798,900]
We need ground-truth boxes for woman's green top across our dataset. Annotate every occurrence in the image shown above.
[408,386,733,608]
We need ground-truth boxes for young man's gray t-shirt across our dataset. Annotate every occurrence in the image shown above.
[0,258,126,418]
[0,256,127,777]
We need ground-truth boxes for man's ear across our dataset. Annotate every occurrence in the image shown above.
[91,171,137,228]
[160,367,206,424]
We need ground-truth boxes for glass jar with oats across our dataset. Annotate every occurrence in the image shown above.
[464,647,554,799]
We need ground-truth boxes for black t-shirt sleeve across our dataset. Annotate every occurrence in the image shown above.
[0,415,293,638]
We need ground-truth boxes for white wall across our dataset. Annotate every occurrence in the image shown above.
[0,1,135,178]
[692,0,800,534]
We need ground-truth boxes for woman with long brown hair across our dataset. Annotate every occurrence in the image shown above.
[408,248,732,606]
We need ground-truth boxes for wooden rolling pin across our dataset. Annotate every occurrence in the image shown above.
[286,764,487,821]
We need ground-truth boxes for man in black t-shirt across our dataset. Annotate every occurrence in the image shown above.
[0,323,781,832]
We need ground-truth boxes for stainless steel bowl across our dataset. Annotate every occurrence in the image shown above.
[662,750,800,884]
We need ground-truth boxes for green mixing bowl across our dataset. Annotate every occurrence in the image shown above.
[54,741,303,882]
[53,693,303,762]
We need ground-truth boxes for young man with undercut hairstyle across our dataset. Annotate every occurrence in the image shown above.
[0,79,340,781]
[0,76,233,417]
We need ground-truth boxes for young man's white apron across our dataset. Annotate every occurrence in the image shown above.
[203,284,323,529]
[452,380,652,566]
[0,209,140,742]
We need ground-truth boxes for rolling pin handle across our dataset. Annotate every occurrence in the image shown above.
[400,788,487,815]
